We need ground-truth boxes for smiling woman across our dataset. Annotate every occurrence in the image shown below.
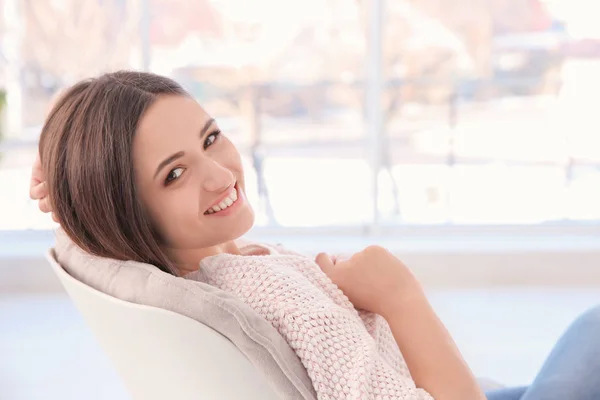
[33,71,488,400]
[30,69,600,400]
[38,71,254,276]
[131,94,254,274]
[33,71,481,400]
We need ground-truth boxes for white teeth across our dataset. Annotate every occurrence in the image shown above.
[205,187,239,214]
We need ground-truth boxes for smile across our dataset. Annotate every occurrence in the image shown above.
[204,184,240,215]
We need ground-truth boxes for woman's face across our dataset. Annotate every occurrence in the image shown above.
[132,94,254,254]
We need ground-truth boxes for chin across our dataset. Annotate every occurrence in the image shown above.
[231,206,255,239]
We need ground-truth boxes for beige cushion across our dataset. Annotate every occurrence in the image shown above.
[53,228,316,400]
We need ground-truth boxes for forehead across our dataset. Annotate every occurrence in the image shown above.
[134,95,210,158]
[137,95,209,143]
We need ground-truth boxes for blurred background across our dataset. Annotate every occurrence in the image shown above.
[0,0,599,399]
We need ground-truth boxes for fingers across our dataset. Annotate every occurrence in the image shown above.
[30,154,58,223]
[333,254,350,264]
[30,152,48,201]
[39,197,53,214]
[30,181,49,201]
[315,252,335,274]
[30,152,45,185]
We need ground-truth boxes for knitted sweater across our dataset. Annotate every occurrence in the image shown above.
[190,243,433,400]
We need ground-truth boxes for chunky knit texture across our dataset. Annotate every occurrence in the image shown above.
[190,243,433,400]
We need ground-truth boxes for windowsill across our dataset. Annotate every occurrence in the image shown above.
[2,222,600,292]
[1,222,600,256]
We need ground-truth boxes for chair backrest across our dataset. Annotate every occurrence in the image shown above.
[47,250,281,400]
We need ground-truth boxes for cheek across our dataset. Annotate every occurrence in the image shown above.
[165,190,200,226]
[144,188,202,245]
[221,141,245,178]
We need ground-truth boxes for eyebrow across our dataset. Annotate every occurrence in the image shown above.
[154,151,185,180]
[153,118,216,180]
[200,118,215,138]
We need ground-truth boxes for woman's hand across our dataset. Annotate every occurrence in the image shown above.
[29,152,58,222]
[315,245,421,317]
[318,246,485,400]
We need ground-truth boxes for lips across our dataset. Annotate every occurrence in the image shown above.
[204,184,239,215]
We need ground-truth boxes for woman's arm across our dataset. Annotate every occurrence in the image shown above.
[198,253,435,400]
[380,287,485,400]
[316,246,485,400]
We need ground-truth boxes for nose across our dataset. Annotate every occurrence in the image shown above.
[201,158,235,193]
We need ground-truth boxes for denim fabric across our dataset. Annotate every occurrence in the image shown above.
[486,306,600,400]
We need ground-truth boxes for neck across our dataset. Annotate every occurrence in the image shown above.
[165,240,241,276]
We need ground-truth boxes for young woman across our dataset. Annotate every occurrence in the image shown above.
[30,71,599,400]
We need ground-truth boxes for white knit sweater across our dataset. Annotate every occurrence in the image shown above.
[191,243,433,400]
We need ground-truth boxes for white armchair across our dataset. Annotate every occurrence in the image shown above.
[47,250,281,400]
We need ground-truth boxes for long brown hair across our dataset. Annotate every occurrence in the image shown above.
[39,71,188,275]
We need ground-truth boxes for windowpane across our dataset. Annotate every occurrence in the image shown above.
[381,0,600,224]
[165,0,369,226]
[568,166,600,220]
[2,0,599,230]
[0,0,369,230]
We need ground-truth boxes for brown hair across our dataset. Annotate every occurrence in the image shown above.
[39,71,188,275]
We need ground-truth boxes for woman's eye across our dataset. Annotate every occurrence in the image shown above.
[203,130,221,149]
[165,167,184,185]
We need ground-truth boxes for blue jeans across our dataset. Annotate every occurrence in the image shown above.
[486,305,600,400]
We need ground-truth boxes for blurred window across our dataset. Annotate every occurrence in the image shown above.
[0,0,598,230]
